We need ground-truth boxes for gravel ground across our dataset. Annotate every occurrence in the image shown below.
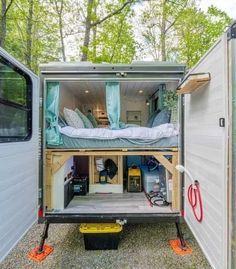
[0,222,211,269]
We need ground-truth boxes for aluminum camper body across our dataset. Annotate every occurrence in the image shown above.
[0,23,236,269]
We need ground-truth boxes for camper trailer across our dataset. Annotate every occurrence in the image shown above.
[0,23,236,269]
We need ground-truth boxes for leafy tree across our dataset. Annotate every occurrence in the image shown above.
[4,0,60,72]
[0,0,233,71]
[88,1,136,63]
[140,0,193,61]
[0,0,14,47]
[175,5,232,67]
[81,0,135,61]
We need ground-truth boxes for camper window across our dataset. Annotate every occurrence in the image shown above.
[0,56,32,142]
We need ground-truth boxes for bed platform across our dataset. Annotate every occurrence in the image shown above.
[48,134,178,149]
[45,148,181,213]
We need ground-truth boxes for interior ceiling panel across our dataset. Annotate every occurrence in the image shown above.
[60,81,178,106]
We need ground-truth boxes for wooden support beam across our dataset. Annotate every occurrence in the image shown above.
[172,152,181,211]
[49,151,177,175]
[153,153,174,174]
[118,156,123,184]
[45,153,53,210]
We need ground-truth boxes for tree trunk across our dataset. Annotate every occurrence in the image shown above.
[0,0,7,48]
[81,0,133,61]
[160,0,166,61]
[59,14,66,61]
[54,0,66,61]
[25,0,33,68]
[81,0,93,61]
[92,25,96,61]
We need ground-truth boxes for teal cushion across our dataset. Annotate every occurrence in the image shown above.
[87,113,98,128]
[75,108,94,128]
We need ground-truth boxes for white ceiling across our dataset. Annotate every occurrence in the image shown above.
[60,81,178,106]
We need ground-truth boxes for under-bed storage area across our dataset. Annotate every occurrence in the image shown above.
[45,149,180,214]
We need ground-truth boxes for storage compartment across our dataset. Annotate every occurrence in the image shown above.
[89,155,123,194]
[45,150,180,214]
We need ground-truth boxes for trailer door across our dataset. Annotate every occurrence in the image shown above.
[0,48,39,262]
[182,32,229,269]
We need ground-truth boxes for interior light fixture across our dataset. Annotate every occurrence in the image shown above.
[139,90,143,94]
[146,100,150,106]
[85,90,89,93]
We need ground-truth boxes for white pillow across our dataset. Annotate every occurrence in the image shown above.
[63,108,84,129]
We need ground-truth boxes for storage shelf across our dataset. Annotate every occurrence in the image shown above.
[177,73,210,95]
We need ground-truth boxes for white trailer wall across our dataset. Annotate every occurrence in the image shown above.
[184,34,229,269]
[0,49,39,262]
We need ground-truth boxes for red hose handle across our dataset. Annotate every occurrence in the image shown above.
[187,181,203,223]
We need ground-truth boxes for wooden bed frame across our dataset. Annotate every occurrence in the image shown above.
[45,148,181,211]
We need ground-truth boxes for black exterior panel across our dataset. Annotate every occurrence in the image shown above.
[39,213,181,224]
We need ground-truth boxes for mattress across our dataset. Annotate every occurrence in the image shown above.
[48,134,178,149]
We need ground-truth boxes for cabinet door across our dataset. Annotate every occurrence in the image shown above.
[0,48,39,262]
[183,32,230,269]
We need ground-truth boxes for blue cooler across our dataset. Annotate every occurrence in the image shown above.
[141,166,160,193]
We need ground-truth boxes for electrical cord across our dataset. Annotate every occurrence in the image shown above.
[175,165,204,223]
[187,180,203,223]
[145,191,169,207]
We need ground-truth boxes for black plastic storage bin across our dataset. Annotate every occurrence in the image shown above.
[80,223,122,250]
[84,233,120,250]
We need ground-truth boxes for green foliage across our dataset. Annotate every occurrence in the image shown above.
[84,0,136,64]
[89,12,136,63]
[0,0,233,70]
[175,5,232,67]
[2,0,60,73]
[163,90,178,111]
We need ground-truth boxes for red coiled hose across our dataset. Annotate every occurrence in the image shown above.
[187,181,203,223]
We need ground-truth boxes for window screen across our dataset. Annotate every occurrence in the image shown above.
[0,56,32,142]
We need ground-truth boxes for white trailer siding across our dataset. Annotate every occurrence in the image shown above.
[184,34,228,269]
[0,49,39,262]
[229,37,236,269]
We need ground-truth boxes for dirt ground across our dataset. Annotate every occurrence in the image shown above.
[0,222,211,269]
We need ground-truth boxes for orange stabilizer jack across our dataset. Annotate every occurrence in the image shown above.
[169,239,192,256]
[27,244,54,263]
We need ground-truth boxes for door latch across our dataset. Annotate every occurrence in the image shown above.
[219,118,225,127]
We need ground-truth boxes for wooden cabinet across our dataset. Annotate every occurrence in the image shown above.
[89,155,123,193]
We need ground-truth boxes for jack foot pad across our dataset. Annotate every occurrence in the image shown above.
[27,244,54,263]
[169,239,192,256]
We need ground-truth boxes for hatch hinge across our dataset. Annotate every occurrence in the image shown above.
[39,97,43,107]
[38,127,42,160]
[38,188,42,199]
[227,21,236,40]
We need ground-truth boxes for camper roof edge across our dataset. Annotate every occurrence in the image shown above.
[39,61,186,74]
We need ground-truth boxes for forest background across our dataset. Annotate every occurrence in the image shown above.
[0,0,234,73]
